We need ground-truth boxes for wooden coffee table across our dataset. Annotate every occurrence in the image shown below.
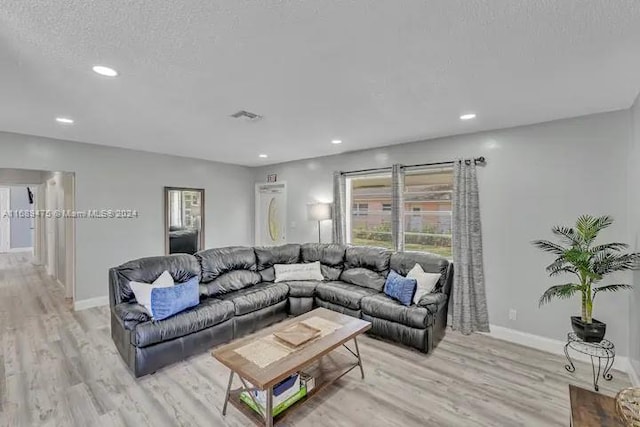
[212,308,372,426]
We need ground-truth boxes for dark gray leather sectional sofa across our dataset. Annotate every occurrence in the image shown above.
[109,243,453,377]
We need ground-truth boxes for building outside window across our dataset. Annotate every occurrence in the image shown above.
[347,174,393,249]
[352,203,369,216]
[402,168,453,258]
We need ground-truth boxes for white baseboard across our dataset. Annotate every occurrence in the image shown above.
[74,296,109,311]
[627,361,640,387]
[483,324,631,377]
[9,246,32,253]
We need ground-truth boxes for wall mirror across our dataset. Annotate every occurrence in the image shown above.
[164,187,205,255]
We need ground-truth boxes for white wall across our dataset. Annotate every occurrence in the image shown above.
[0,131,254,302]
[253,111,633,355]
[0,169,45,185]
[628,93,640,376]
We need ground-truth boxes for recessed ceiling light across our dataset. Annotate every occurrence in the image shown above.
[92,65,118,77]
[460,113,476,120]
[55,117,74,124]
[259,154,268,158]
[331,139,343,144]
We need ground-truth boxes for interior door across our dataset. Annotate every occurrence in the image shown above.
[0,188,10,252]
[255,182,287,246]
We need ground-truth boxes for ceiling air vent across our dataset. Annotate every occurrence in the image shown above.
[230,110,263,121]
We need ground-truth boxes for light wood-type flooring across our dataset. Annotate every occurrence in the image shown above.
[0,252,631,426]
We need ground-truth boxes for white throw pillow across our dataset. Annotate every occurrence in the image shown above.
[407,263,441,305]
[129,270,175,316]
[274,262,324,282]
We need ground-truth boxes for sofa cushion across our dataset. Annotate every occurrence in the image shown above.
[255,244,301,281]
[301,243,346,280]
[340,246,391,291]
[390,251,449,291]
[217,283,289,316]
[150,276,200,321]
[383,271,417,307]
[199,270,262,297]
[129,270,175,315]
[195,247,261,296]
[132,298,234,347]
[284,280,320,298]
[340,268,387,292]
[345,246,391,272]
[196,246,257,281]
[274,262,323,282]
[361,293,432,329]
[407,263,442,305]
[315,281,379,310]
[111,254,200,304]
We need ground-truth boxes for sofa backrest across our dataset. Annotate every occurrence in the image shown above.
[390,251,453,295]
[300,243,346,280]
[195,246,261,296]
[254,244,301,282]
[340,246,391,291]
[108,254,200,306]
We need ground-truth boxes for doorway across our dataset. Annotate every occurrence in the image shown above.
[255,182,287,246]
[0,168,76,302]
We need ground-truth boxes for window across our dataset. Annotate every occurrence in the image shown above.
[345,167,453,258]
[403,168,453,258]
[347,174,393,249]
[352,203,369,216]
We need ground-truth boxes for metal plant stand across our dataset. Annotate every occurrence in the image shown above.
[564,332,615,391]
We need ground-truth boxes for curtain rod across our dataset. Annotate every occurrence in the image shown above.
[341,156,486,176]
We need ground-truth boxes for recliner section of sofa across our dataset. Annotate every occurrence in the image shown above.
[109,253,234,377]
[196,246,289,337]
[359,251,454,352]
[284,243,348,315]
[313,246,391,318]
[109,243,453,377]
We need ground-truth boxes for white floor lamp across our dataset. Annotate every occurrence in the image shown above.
[307,202,332,243]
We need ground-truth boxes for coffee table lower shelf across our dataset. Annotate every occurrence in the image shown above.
[227,351,361,426]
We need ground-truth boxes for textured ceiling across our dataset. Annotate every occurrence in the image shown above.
[1,1,640,166]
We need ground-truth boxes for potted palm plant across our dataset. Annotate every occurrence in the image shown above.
[533,215,639,342]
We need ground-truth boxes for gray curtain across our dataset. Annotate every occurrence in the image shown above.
[332,171,347,244]
[391,164,405,251]
[452,160,489,334]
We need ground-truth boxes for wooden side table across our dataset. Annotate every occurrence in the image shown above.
[569,385,623,426]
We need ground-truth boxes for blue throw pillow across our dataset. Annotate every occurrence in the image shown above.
[384,270,417,306]
[150,276,199,321]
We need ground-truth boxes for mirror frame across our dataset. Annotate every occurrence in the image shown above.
[164,186,205,255]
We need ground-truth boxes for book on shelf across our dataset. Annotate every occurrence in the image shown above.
[240,386,307,417]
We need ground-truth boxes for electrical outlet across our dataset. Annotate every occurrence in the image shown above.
[509,309,517,321]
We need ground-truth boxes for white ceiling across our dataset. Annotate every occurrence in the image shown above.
[1,1,640,167]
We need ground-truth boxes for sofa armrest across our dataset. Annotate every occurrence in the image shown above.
[417,292,447,314]
[113,302,150,327]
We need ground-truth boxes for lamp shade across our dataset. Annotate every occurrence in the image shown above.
[307,202,332,221]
